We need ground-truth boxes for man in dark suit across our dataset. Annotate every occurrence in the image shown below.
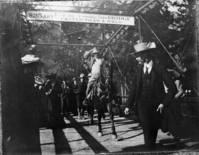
[72,77,81,119]
[124,42,177,151]
[78,73,87,119]
[61,77,73,119]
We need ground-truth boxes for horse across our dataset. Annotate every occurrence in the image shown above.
[86,62,118,139]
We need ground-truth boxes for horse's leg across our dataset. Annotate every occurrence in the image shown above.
[97,101,103,137]
[89,100,94,125]
[107,102,117,139]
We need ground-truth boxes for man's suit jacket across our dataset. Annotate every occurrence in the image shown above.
[44,80,62,102]
[78,80,87,98]
[126,62,177,110]
[61,82,73,99]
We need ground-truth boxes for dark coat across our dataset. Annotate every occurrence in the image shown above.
[44,80,64,126]
[126,62,177,110]
[61,82,73,98]
[78,80,87,96]
[72,82,80,95]
[126,62,177,131]
[44,80,62,103]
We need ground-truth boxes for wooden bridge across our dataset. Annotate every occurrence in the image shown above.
[39,112,199,155]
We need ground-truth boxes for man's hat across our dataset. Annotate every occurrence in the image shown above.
[80,73,84,78]
[91,47,100,54]
[131,42,156,55]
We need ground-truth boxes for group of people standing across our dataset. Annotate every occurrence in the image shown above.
[35,72,92,128]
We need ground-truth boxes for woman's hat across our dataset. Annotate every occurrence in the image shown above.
[131,42,156,55]
[34,76,44,84]
[21,54,40,64]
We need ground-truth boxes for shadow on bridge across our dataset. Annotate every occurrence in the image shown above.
[113,136,199,153]
[68,116,109,154]
[52,129,73,155]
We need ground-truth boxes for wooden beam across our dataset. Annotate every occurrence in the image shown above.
[134,0,155,14]
[105,26,124,46]
[35,43,104,47]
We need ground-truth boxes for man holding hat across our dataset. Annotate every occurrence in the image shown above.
[83,47,105,100]
[124,42,177,151]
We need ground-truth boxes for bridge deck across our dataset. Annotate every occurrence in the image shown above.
[39,113,199,155]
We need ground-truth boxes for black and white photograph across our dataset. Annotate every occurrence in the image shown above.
[0,0,199,154]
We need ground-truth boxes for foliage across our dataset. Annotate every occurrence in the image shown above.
[1,0,197,89]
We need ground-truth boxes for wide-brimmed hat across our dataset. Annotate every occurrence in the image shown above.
[34,76,44,85]
[21,54,40,64]
[131,42,156,55]
[80,73,84,78]
[91,47,100,54]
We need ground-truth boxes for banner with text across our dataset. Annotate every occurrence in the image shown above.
[27,11,135,26]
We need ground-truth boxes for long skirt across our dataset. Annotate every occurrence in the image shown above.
[46,97,65,127]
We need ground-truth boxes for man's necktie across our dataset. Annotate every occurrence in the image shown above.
[145,67,148,76]
[145,67,150,84]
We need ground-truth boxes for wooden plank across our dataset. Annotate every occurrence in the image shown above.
[36,43,104,47]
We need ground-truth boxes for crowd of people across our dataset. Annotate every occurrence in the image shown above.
[34,43,188,151]
[35,72,94,128]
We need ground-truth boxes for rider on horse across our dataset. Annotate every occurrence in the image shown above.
[82,48,118,138]
[83,47,108,105]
